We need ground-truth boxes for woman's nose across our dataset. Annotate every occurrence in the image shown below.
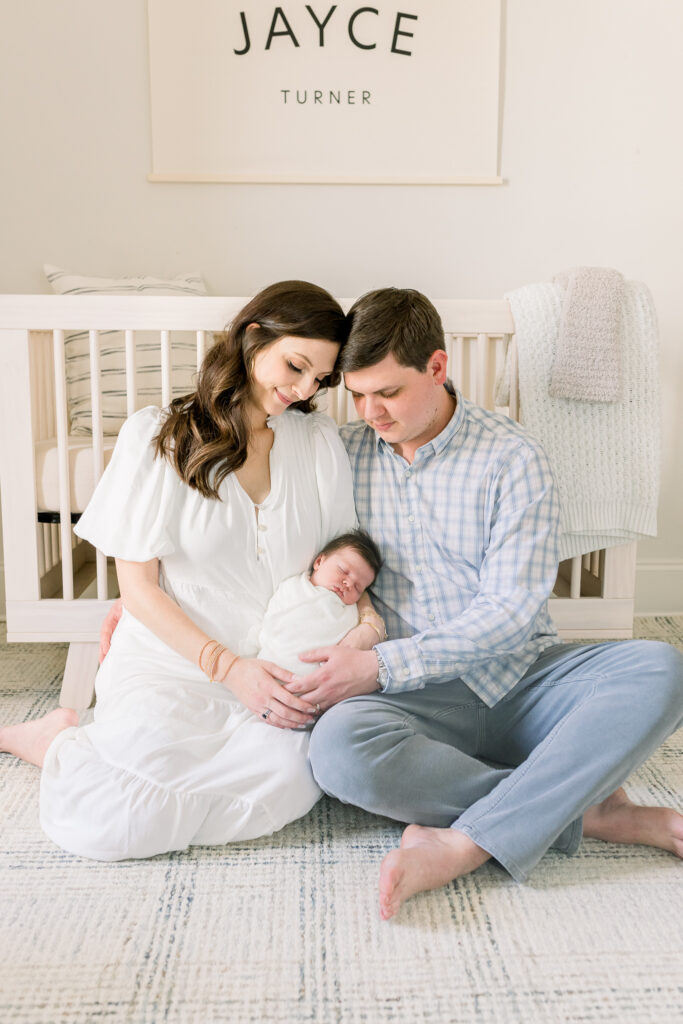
[295,376,318,401]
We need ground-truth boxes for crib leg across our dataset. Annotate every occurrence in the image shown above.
[59,642,99,712]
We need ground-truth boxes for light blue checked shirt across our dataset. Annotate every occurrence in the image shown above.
[340,386,561,708]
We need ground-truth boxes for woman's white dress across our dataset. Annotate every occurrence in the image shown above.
[40,405,357,861]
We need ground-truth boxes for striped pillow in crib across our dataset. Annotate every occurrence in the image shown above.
[44,265,208,437]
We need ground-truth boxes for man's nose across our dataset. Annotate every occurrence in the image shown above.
[364,395,383,418]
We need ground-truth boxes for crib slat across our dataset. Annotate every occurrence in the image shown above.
[44,524,53,572]
[477,334,490,408]
[325,385,338,423]
[124,330,137,417]
[53,330,74,600]
[570,556,582,599]
[88,330,108,600]
[161,330,172,406]
[37,523,46,579]
[453,336,465,397]
[45,524,54,571]
[196,330,206,371]
[508,336,520,422]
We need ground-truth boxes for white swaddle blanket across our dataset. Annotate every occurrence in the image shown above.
[247,572,359,675]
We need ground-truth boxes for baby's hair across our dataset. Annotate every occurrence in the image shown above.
[312,530,383,581]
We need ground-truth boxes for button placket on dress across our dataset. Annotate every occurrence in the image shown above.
[254,505,266,560]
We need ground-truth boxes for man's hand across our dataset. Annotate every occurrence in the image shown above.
[100,598,123,663]
[285,647,380,711]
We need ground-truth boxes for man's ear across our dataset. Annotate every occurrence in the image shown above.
[428,349,449,385]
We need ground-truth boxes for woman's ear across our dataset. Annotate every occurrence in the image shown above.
[246,322,260,332]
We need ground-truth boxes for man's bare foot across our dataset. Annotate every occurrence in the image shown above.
[583,787,683,859]
[378,825,491,921]
[0,708,78,768]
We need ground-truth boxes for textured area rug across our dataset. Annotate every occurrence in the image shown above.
[1,620,682,1023]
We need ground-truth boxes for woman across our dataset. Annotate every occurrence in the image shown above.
[0,281,381,860]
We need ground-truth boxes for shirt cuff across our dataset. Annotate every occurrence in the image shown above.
[374,637,426,692]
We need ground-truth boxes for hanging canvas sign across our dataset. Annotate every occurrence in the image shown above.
[147,0,503,184]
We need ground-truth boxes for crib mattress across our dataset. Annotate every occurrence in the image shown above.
[35,437,115,513]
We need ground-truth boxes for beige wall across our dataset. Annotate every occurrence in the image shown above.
[1,0,681,615]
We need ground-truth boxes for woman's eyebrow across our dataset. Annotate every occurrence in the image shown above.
[293,351,335,376]
[292,351,313,366]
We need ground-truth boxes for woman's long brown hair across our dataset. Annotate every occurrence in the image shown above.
[153,280,347,498]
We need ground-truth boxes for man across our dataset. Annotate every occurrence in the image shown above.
[286,287,683,920]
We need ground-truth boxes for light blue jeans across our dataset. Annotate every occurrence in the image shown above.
[309,640,683,881]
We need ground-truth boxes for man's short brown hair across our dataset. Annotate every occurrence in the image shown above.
[339,288,445,373]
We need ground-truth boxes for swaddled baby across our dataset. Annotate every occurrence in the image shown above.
[255,530,383,675]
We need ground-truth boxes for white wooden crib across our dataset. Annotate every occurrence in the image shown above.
[0,295,638,711]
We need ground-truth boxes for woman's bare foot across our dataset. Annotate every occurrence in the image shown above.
[0,708,78,768]
[583,787,683,859]
[378,825,491,921]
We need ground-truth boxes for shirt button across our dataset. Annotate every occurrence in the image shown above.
[428,614,435,622]
[408,515,415,523]
[257,547,264,555]
[404,471,411,479]
[258,524,268,532]
[416,565,423,573]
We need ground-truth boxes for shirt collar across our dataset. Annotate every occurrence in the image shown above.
[374,379,466,458]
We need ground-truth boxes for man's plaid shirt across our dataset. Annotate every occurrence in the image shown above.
[340,388,561,708]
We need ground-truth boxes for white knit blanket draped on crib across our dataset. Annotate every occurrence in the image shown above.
[502,281,660,561]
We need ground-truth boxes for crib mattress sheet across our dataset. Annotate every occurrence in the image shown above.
[35,437,116,513]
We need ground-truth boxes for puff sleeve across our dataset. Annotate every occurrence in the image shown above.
[73,406,180,561]
[310,413,358,545]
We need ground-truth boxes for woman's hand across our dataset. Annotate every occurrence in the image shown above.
[338,622,380,651]
[99,598,124,663]
[220,655,319,730]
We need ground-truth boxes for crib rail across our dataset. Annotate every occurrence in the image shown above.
[0,295,637,708]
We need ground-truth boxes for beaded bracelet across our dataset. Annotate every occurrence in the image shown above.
[360,612,386,642]
[206,643,226,683]
[198,639,218,673]
[220,652,241,684]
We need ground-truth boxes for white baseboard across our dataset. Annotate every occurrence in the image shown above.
[635,560,683,616]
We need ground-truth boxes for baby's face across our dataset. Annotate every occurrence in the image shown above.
[310,546,375,605]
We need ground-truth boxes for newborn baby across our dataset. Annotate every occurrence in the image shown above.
[256,530,383,676]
